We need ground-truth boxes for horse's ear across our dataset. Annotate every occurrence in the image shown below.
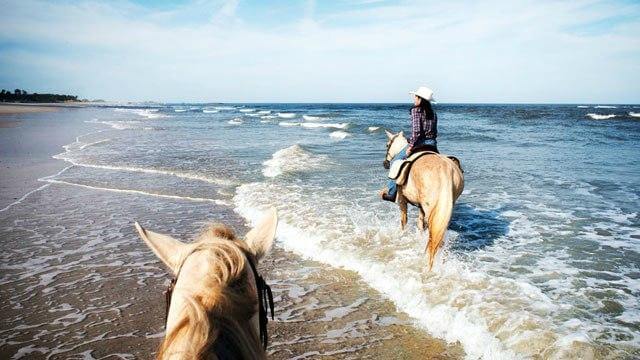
[245,208,278,261]
[135,222,189,274]
[398,131,404,138]
[384,129,394,139]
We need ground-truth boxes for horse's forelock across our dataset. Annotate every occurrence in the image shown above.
[198,223,237,243]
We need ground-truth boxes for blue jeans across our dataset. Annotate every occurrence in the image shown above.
[387,138,437,198]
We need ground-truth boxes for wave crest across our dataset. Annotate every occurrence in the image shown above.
[262,144,328,178]
[586,113,616,120]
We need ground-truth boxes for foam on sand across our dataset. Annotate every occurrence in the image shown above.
[277,112,296,119]
[301,122,348,129]
[586,113,616,120]
[53,136,234,187]
[330,131,350,140]
[262,144,328,178]
[43,178,229,206]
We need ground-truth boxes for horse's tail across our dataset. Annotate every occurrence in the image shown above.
[426,173,454,271]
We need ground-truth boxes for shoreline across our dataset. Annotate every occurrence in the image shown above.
[0,107,93,211]
[0,102,90,116]
[0,106,464,358]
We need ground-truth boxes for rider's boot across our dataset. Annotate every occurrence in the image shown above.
[379,189,396,202]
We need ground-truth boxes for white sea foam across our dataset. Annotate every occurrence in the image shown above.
[258,110,271,114]
[202,109,219,113]
[44,178,229,205]
[85,119,153,130]
[302,115,321,121]
[629,112,640,118]
[301,122,348,129]
[214,106,235,110]
[239,109,255,113]
[261,115,277,119]
[77,139,110,150]
[53,152,234,187]
[330,131,350,140]
[595,105,617,109]
[0,184,51,213]
[114,108,166,119]
[586,113,617,120]
[368,126,380,132]
[577,106,589,108]
[232,185,548,359]
[279,121,300,127]
[228,118,243,125]
[262,144,328,177]
[277,112,296,119]
[174,108,187,112]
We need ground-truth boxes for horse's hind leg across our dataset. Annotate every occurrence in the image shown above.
[398,193,408,230]
[418,206,426,232]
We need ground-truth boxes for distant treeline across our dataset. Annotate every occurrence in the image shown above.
[0,89,78,103]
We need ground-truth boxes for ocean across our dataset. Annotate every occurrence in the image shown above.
[0,103,638,359]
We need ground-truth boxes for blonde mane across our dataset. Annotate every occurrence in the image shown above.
[157,224,265,360]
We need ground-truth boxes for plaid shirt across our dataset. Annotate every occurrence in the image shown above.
[409,107,437,148]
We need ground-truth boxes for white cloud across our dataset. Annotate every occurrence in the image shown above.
[0,0,638,102]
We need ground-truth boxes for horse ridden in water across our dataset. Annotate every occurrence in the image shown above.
[134,209,278,359]
[383,130,464,270]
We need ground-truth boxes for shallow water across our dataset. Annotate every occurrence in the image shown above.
[1,103,639,358]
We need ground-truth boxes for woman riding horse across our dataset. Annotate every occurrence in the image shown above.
[380,86,439,202]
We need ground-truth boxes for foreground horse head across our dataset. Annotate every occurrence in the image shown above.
[134,209,278,359]
[383,130,464,270]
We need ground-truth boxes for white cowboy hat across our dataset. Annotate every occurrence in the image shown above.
[409,86,434,102]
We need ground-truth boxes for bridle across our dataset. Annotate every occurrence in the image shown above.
[163,247,275,350]
[383,132,401,169]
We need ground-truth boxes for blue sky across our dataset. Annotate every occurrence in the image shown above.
[0,0,639,103]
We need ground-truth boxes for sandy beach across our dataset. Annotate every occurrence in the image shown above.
[0,102,91,115]
[0,107,463,358]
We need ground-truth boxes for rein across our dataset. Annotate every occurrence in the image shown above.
[163,247,275,350]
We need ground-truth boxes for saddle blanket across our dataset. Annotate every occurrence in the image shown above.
[388,151,462,186]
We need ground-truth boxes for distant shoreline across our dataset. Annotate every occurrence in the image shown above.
[0,102,88,116]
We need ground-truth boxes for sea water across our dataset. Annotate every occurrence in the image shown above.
[1,103,638,358]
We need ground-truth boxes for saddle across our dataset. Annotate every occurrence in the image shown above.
[388,151,463,186]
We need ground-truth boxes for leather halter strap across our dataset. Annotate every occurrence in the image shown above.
[385,133,402,162]
[163,247,274,350]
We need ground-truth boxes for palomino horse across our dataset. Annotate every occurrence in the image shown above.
[383,130,464,270]
[134,208,278,359]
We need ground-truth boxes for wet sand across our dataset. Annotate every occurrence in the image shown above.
[0,109,464,359]
[0,109,91,211]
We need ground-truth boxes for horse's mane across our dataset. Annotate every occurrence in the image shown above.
[157,224,265,360]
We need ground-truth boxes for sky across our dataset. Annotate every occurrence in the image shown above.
[0,0,639,103]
